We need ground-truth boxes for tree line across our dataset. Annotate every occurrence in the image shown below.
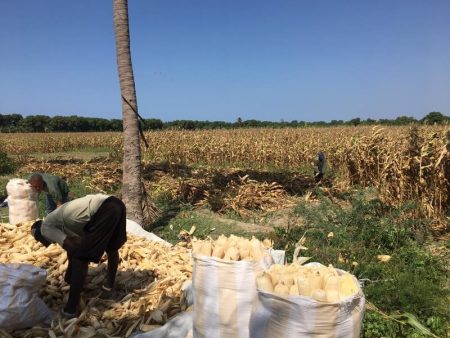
[0,112,448,133]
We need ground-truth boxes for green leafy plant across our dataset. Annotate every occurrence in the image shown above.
[0,152,15,175]
[272,189,449,337]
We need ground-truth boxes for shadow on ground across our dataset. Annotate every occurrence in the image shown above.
[144,161,320,196]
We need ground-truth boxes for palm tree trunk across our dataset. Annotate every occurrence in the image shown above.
[113,0,144,225]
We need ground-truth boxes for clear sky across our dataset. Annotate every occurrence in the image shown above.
[1,0,449,122]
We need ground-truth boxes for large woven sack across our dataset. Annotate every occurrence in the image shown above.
[126,219,171,246]
[132,312,193,338]
[192,253,273,338]
[7,196,39,225]
[6,178,37,200]
[6,178,38,225]
[0,263,52,331]
[249,263,365,338]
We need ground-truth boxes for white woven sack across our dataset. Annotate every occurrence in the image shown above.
[0,263,52,331]
[7,196,39,225]
[126,219,171,246]
[131,312,193,338]
[6,178,37,200]
[192,253,273,338]
[249,263,365,338]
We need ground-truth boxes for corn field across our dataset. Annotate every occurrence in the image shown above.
[1,125,448,220]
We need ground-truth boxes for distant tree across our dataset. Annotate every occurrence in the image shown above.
[144,118,164,130]
[180,120,196,130]
[10,114,23,128]
[330,120,340,125]
[68,115,89,131]
[110,119,123,131]
[377,118,390,125]
[195,120,209,129]
[394,116,417,125]
[19,115,51,132]
[89,118,111,131]
[314,121,327,126]
[6,112,448,132]
[421,112,448,125]
[242,119,259,127]
[48,115,70,131]
[364,118,376,125]
[167,120,196,130]
[0,114,23,131]
[209,121,228,129]
[349,117,361,126]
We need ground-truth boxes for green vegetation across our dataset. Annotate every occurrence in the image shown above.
[151,192,269,243]
[0,151,16,175]
[147,180,449,337]
[1,111,448,132]
[0,146,447,337]
[271,191,449,337]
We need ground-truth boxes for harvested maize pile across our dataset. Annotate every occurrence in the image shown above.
[0,222,192,338]
[257,263,359,302]
[224,175,294,216]
[192,234,273,261]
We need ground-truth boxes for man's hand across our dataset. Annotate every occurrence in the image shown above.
[62,236,81,256]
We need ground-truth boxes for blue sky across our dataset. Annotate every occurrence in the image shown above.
[1,0,449,122]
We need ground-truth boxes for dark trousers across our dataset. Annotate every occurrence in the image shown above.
[46,192,69,214]
[75,196,127,263]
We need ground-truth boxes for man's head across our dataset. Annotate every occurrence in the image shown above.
[31,220,52,247]
[29,173,44,192]
[318,152,325,163]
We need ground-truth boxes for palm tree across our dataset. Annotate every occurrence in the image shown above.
[113,0,144,225]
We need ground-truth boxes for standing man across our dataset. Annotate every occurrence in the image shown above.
[30,194,127,317]
[29,173,70,214]
[313,152,327,183]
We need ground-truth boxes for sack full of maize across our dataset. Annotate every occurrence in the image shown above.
[249,262,365,338]
[192,235,273,338]
[6,178,38,225]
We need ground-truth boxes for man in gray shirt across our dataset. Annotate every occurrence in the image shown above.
[31,194,127,317]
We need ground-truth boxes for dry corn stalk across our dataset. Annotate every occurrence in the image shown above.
[223,175,294,216]
[343,126,449,226]
[4,125,448,223]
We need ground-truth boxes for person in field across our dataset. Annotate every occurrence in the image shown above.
[313,152,327,183]
[30,194,127,317]
[28,172,70,214]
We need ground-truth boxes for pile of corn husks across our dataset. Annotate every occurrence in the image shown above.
[224,175,294,216]
[0,222,192,338]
